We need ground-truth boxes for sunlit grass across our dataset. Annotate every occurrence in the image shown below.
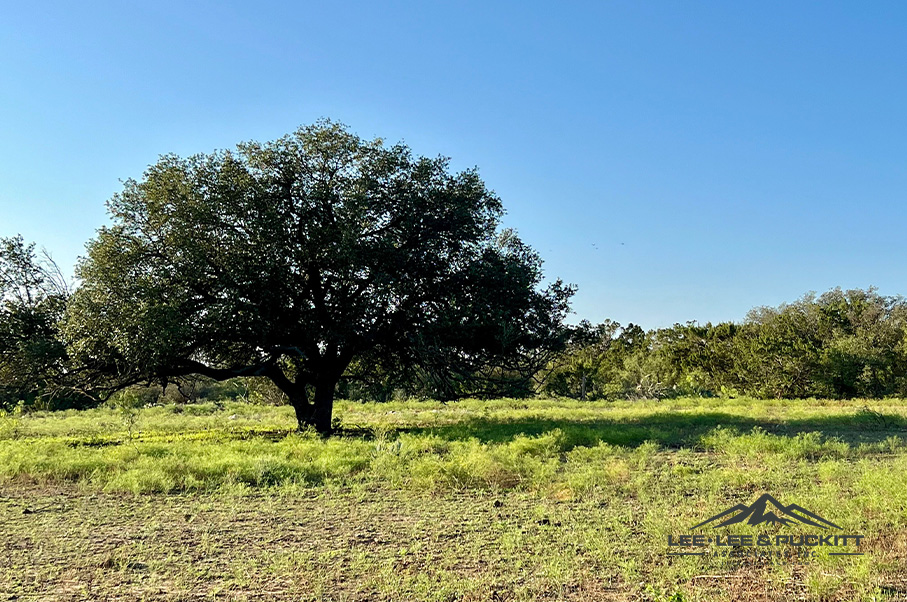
[2,397,907,496]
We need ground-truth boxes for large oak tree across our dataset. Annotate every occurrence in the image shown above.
[66,121,573,432]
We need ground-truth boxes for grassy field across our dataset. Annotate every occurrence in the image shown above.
[1,397,906,601]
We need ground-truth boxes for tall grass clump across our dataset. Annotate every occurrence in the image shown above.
[700,426,850,460]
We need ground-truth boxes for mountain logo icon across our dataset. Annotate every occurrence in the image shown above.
[691,494,842,530]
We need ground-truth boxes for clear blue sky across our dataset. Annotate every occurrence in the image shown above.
[2,1,905,329]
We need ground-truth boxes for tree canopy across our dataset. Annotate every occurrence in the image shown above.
[66,120,574,432]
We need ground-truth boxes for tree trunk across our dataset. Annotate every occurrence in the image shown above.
[288,378,336,435]
[289,392,312,432]
[310,380,335,434]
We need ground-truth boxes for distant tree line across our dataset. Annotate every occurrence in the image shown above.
[543,287,907,400]
[0,236,79,410]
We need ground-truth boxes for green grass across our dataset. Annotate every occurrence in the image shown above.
[1,397,906,600]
